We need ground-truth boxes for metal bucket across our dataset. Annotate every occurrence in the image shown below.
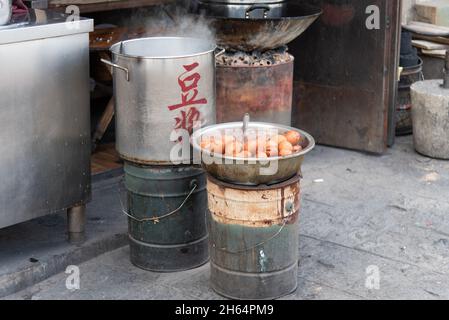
[207,174,301,300]
[102,37,218,165]
[124,163,209,271]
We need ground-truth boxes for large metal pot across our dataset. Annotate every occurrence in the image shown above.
[102,37,218,165]
[191,121,315,185]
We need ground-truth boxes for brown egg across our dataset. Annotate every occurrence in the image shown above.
[284,130,301,146]
[256,131,269,143]
[236,151,252,158]
[200,137,211,150]
[224,141,243,156]
[293,145,303,153]
[270,134,287,145]
[266,140,278,157]
[210,140,225,154]
[208,134,220,143]
[255,137,267,153]
[279,141,293,152]
[256,152,268,158]
[244,140,258,154]
[222,134,235,145]
[279,148,293,157]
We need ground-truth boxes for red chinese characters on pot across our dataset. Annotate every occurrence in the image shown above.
[168,62,207,134]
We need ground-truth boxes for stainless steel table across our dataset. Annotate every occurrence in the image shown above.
[0,11,93,243]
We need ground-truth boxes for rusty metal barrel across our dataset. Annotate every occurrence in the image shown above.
[216,58,294,126]
[124,163,209,272]
[207,174,301,299]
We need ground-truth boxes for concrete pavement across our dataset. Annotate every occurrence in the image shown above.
[3,136,449,300]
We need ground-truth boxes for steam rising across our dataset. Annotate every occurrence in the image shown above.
[128,1,215,43]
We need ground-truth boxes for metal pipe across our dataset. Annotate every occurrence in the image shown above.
[442,51,449,89]
[67,205,86,244]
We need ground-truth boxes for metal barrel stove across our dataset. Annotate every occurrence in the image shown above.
[207,174,301,300]
[125,163,209,271]
[216,58,294,126]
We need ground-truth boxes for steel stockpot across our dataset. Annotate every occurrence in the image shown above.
[102,37,218,165]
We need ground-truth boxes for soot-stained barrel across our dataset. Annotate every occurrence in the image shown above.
[125,163,209,272]
[207,174,301,299]
[216,58,294,126]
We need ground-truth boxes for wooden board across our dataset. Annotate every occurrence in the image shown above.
[91,143,122,175]
[415,0,449,27]
[412,39,449,50]
[413,34,449,45]
[421,49,448,58]
[50,0,121,5]
[289,0,401,153]
[403,21,449,36]
[49,0,172,13]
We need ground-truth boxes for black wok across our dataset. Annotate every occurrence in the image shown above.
[190,1,322,51]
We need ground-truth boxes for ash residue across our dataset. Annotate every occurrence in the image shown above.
[216,46,293,67]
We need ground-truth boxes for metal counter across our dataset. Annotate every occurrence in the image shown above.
[0,12,93,238]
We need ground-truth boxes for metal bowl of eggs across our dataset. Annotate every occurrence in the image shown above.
[191,118,315,186]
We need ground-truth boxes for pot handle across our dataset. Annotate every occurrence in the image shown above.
[245,4,270,19]
[100,58,130,81]
[215,47,226,58]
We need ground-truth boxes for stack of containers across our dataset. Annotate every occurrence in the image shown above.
[192,121,315,299]
[104,37,217,271]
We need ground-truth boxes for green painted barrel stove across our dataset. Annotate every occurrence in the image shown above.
[124,163,209,272]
